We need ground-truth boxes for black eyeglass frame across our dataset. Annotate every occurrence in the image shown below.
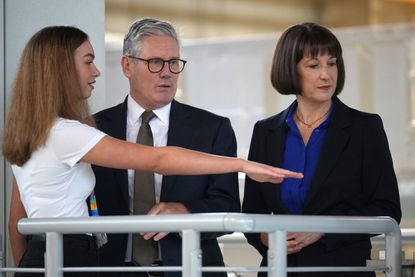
[127,56,187,74]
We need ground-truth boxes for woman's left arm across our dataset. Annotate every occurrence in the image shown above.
[351,114,401,222]
[323,114,401,252]
[8,176,28,265]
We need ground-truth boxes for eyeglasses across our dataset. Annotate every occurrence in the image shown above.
[127,56,187,74]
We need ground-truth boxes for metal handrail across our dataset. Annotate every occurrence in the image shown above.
[0,213,401,276]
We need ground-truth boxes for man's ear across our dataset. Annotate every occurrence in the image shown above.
[121,56,132,78]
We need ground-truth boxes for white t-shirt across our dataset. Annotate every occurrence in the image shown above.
[12,118,106,218]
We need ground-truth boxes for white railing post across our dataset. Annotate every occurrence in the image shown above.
[268,230,287,277]
[182,229,201,277]
[385,225,402,277]
[45,232,63,277]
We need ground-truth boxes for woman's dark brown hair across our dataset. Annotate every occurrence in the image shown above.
[271,22,345,96]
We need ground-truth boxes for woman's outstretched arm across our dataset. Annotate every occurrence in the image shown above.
[82,136,302,184]
[8,176,27,265]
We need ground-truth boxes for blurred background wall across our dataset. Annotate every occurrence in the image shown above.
[105,0,415,39]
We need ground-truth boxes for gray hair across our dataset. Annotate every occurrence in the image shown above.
[123,17,179,57]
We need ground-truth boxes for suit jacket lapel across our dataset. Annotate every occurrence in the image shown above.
[112,97,128,140]
[114,97,129,205]
[303,98,351,211]
[264,108,291,213]
[165,100,194,148]
[161,100,193,199]
[267,111,288,167]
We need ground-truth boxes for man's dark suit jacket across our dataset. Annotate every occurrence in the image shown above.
[242,98,401,277]
[92,97,240,277]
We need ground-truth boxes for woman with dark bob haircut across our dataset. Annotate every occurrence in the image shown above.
[242,22,401,277]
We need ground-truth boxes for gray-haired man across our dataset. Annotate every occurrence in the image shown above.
[93,18,240,277]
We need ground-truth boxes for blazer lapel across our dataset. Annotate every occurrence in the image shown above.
[303,98,351,211]
[161,100,193,199]
[112,97,128,140]
[267,112,288,167]
[113,97,129,205]
[264,108,291,213]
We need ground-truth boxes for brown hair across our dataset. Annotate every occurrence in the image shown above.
[2,26,95,166]
[270,22,345,96]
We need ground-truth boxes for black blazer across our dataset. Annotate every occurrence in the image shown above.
[242,98,401,277]
[92,97,240,277]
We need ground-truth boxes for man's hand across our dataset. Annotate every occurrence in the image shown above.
[141,202,190,241]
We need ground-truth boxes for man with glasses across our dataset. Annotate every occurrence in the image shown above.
[93,18,240,277]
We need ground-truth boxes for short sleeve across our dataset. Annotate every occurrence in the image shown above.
[51,119,106,167]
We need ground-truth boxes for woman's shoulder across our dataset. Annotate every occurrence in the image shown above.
[332,103,386,141]
[54,117,84,128]
[52,117,105,138]
[335,98,382,126]
[345,105,382,126]
[53,118,96,131]
[254,108,289,131]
